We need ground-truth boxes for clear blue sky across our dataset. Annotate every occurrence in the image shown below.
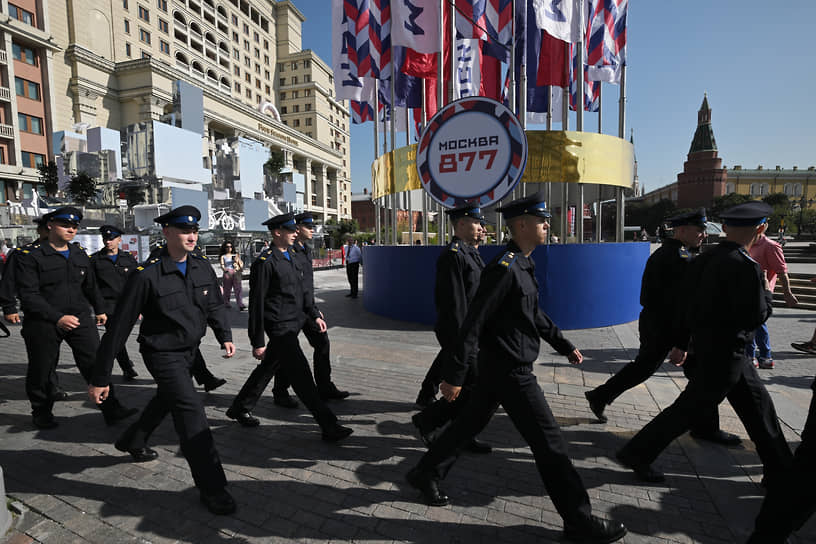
[297,1,816,195]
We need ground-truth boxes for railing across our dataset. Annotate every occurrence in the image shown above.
[0,124,14,139]
[0,87,11,102]
[312,249,344,270]
[0,50,7,64]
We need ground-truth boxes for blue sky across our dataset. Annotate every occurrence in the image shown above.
[297,1,816,195]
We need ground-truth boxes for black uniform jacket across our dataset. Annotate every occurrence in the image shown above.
[0,244,30,314]
[15,241,105,323]
[291,241,321,321]
[434,237,485,340]
[639,237,695,348]
[90,249,139,315]
[687,240,773,351]
[442,241,575,386]
[248,247,308,348]
[92,249,232,386]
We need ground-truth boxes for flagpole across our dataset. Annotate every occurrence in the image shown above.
[596,84,602,242]
[390,61,398,245]
[575,1,584,245]
[519,2,527,199]
[561,49,569,243]
[406,106,412,244]
[421,79,429,246]
[374,81,381,244]
[545,86,552,244]
[437,0,446,245]
[381,88,391,245]
[616,64,627,242]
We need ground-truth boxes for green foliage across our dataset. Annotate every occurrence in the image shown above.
[762,193,789,208]
[67,171,99,205]
[325,218,359,248]
[625,199,676,234]
[709,193,753,219]
[37,161,59,196]
[265,151,285,177]
[120,183,146,207]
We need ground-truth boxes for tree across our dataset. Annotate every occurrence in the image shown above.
[625,199,676,235]
[37,161,59,196]
[119,182,146,207]
[762,193,792,232]
[710,193,752,219]
[264,151,284,178]
[763,193,790,208]
[67,171,99,205]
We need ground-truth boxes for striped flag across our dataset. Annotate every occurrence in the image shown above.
[332,0,365,100]
[391,0,440,54]
[455,0,512,46]
[531,0,582,43]
[569,42,599,112]
[585,0,627,83]
[369,0,391,79]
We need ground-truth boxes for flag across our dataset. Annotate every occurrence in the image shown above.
[350,77,377,124]
[531,0,582,43]
[355,0,372,79]
[332,0,365,100]
[479,40,503,100]
[454,39,481,98]
[569,42,599,112]
[369,0,391,79]
[585,0,627,83]
[392,46,423,107]
[391,0,440,54]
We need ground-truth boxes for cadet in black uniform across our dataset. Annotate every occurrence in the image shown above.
[411,205,491,454]
[415,205,486,408]
[271,211,349,408]
[90,206,237,515]
[584,209,741,446]
[1,217,67,401]
[226,213,353,442]
[616,202,793,484]
[405,193,627,544]
[90,225,139,380]
[748,376,816,543]
[146,242,227,392]
[17,207,136,429]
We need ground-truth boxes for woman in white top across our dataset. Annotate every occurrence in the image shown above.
[219,240,245,310]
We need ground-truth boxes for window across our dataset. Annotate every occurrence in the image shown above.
[141,50,150,58]
[158,18,168,33]
[265,84,270,94]
[291,76,298,84]
[243,56,250,67]
[243,23,249,34]
[795,183,803,196]
[15,77,40,100]
[282,120,287,126]
[280,106,287,114]
[232,31,238,43]
[293,119,300,127]
[244,73,251,83]
[305,104,311,111]
[138,5,150,22]
[303,74,310,83]
[304,89,310,97]
[293,105,299,113]
[18,113,43,134]
[234,81,240,92]
[279,63,285,72]
[279,78,285,86]
[124,19,131,33]
[231,14,238,25]
[254,47,259,58]
[254,64,260,74]
[21,152,45,168]
[263,39,268,50]
[243,39,249,51]
[255,79,260,89]
[253,31,259,42]
[232,48,239,59]
[264,54,269,66]
[264,69,270,80]
[305,118,312,126]
[233,65,240,75]
[126,43,132,56]
[291,62,297,70]
[157,0,167,11]
[292,91,298,99]
[304,60,310,68]
[306,132,312,138]
[139,28,151,44]
[9,4,35,26]
[245,89,251,99]
[124,0,129,8]
[160,40,170,54]
[12,43,37,65]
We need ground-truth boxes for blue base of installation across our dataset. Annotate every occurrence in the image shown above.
[361,243,650,330]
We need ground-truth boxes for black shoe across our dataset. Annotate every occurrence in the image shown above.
[464,438,492,454]
[690,429,742,447]
[319,384,350,400]
[415,391,436,408]
[615,450,665,483]
[102,402,139,426]
[122,366,139,381]
[273,394,299,409]
[115,442,159,463]
[563,515,627,543]
[50,388,69,402]
[406,468,450,506]
[584,390,608,423]
[200,489,236,515]
[226,406,260,427]
[411,413,436,447]
[203,377,227,392]
[32,413,58,429]
[345,293,353,297]
[321,422,354,442]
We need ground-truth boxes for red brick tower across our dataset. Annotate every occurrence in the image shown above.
[676,94,727,208]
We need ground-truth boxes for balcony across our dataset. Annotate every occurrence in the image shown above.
[0,124,14,138]
[0,50,7,64]
[0,86,10,102]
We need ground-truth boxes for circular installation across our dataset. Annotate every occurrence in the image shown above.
[416,96,528,208]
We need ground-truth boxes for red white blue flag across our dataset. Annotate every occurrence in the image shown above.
[332,0,365,100]
[391,0,440,54]
[585,0,627,83]
[532,0,582,43]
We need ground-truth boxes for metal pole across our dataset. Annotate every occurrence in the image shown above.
[406,107,412,244]
[575,4,584,244]
[616,64,627,242]
[437,0,446,245]
[373,81,380,244]
[596,84,602,242]
[390,61,397,245]
[561,51,570,242]
[421,79,429,246]
[519,7,527,198]
[546,86,552,244]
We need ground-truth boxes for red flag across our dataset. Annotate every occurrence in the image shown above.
[479,40,502,100]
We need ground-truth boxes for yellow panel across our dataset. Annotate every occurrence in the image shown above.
[371,131,634,198]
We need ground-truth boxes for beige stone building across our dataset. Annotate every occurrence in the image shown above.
[11,0,351,220]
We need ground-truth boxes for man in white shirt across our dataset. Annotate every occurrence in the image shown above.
[345,238,362,299]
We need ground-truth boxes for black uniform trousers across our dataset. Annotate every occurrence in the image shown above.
[619,347,792,478]
[104,317,135,372]
[414,358,477,433]
[232,331,337,428]
[592,321,719,435]
[346,262,360,296]
[22,316,120,418]
[417,356,592,525]
[417,332,451,399]
[273,320,332,395]
[749,379,816,543]
[190,349,218,386]
[117,347,227,493]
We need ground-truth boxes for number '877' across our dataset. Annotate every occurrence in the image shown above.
[438,150,497,173]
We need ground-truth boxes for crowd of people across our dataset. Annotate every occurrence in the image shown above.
[0,195,814,542]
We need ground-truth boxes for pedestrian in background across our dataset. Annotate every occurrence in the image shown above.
[345,237,362,298]
[747,230,798,369]
[219,240,245,310]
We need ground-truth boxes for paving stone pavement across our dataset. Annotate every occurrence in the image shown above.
[2,266,816,543]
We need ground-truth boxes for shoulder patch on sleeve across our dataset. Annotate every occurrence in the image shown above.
[449,240,460,253]
[678,248,690,259]
[498,251,517,268]
[136,258,160,272]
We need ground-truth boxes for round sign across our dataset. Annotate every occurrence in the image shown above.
[416,96,527,208]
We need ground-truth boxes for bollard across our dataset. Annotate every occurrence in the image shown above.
[0,465,10,535]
